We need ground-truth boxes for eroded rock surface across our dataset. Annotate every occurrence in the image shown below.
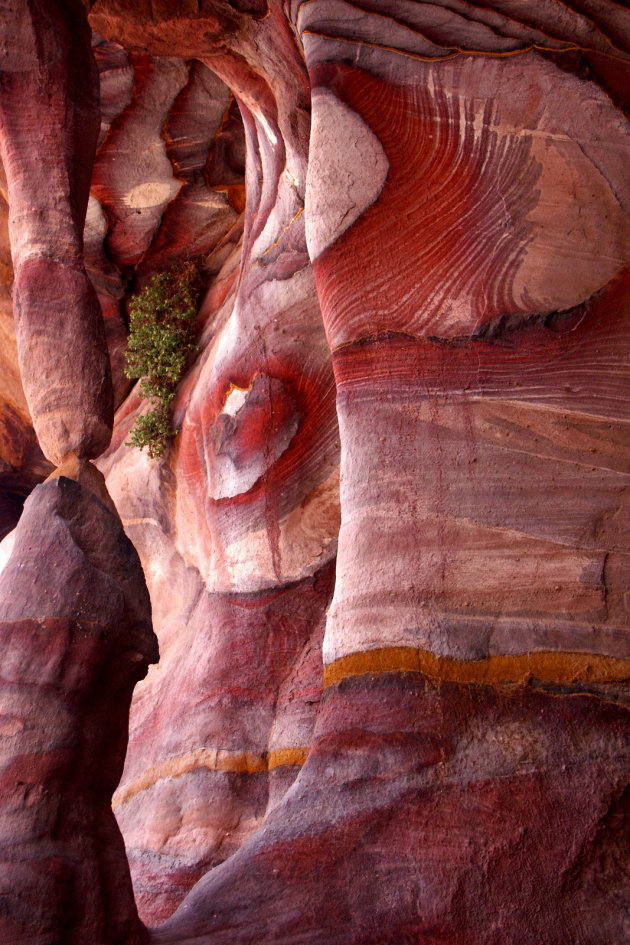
[0,473,157,944]
[155,675,630,945]
[0,0,113,465]
[1,0,630,942]
[94,7,341,911]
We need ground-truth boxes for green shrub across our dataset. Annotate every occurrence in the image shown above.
[126,403,174,459]
[125,261,201,459]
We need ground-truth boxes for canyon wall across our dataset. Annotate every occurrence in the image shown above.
[0,0,629,942]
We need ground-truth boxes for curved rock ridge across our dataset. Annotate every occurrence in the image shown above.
[0,473,157,945]
[309,57,630,347]
[295,0,630,79]
[92,1,341,908]
[175,264,340,595]
[91,54,188,271]
[1,0,630,941]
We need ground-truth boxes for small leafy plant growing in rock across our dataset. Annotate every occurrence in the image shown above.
[125,261,201,459]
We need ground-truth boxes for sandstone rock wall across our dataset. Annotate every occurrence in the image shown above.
[0,0,629,942]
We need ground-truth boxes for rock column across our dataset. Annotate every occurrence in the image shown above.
[0,473,158,944]
[0,0,113,465]
[0,2,157,942]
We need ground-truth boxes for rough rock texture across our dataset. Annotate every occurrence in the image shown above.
[1,0,630,942]
[93,9,341,912]
[154,676,630,945]
[0,473,157,944]
[0,117,53,538]
[0,0,114,465]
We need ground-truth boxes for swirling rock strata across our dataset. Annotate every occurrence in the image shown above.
[81,0,630,938]
[141,0,629,939]
[1,0,630,941]
[94,7,341,913]
[111,561,332,923]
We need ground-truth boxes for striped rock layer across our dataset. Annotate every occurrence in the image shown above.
[94,6,340,918]
[0,0,629,942]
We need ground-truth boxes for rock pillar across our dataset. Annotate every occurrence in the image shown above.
[0,473,157,944]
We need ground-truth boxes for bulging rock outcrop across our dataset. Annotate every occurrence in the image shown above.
[0,0,114,465]
[155,673,630,945]
[0,470,157,944]
[0,0,630,942]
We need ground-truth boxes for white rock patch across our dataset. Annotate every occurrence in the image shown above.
[305,88,389,262]
[0,530,15,577]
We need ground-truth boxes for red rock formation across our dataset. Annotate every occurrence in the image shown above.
[0,138,53,532]
[0,470,157,944]
[93,8,341,913]
[155,675,630,945]
[0,0,114,465]
[1,0,630,942]
[103,1,629,939]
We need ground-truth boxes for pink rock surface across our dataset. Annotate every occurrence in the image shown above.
[0,0,114,465]
[156,672,630,945]
[0,473,157,944]
[96,0,630,937]
[0,200,50,534]
[90,51,239,276]
[1,0,630,941]
[94,10,340,911]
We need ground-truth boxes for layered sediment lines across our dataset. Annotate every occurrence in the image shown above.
[157,1,630,940]
[308,57,630,345]
[327,300,630,668]
[1,0,630,941]
[111,570,330,923]
[92,7,341,922]
[157,670,630,945]
[305,37,630,681]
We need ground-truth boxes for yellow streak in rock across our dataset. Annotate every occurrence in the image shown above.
[302,30,629,66]
[112,745,309,810]
[268,746,310,768]
[122,517,164,528]
[257,207,304,261]
[323,647,630,689]
[112,654,629,811]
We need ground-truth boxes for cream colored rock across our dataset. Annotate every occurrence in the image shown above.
[305,88,389,263]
